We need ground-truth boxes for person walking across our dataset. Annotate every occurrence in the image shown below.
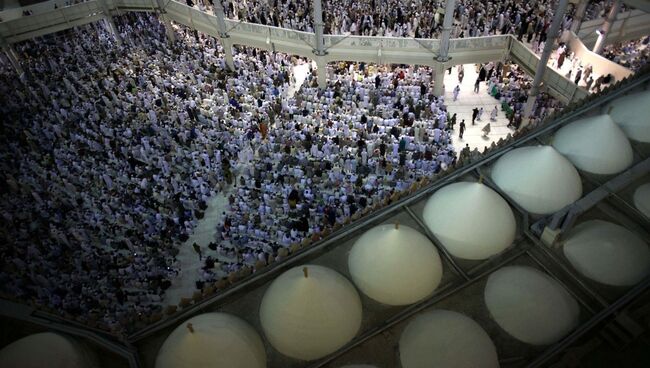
[472,107,479,125]
[490,106,498,121]
[473,78,480,93]
[453,85,460,101]
[458,65,465,83]
[192,242,203,260]
[477,107,484,121]
[449,113,457,130]
[459,120,466,139]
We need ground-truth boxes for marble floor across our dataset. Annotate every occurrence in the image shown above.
[442,64,514,154]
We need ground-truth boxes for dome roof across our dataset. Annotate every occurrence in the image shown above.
[552,114,633,175]
[0,332,95,368]
[484,266,580,345]
[348,224,442,305]
[155,313,266,368]
[399,310,499,368]
[259,265,362,360]
[563,220,650,286]
[491,146,582,215]
[422,181,516,260]
[605,90,650,142]
[633,183,650,218]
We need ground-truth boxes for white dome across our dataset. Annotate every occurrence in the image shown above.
[399,310,499,368]
[0,332,96,368]
[484,266,580,345]
[155,313,266,368]
[605,90,650,142]
[422,182,516,260]
[552,114,633,175]
[563,220,650,286]
[259,265,362,360]
[633,183,650,218]
[491,146,582,215]
[348,224,442,305]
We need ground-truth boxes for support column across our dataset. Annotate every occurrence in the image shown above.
[156,0,176,44]
[522,0,570,125]
[3,46,24,76]
[313,0,327,88]
[101,1,122,45]
[0,36,23,76]
[214,1,234,70]
[437,0,456,62]
[315,57,327,89]
[570,0,589,34]
[433,62,446,96]
[313,0,325,55]
[592,0,621,54]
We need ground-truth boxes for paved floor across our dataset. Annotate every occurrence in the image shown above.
[442,64,514,154]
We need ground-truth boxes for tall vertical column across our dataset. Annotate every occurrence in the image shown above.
[214,1,235,70]
[592,0,621,54]
[315,57,327,89]
[570,0,589,34]
[313,0,326,55]
[437,0,456,62]
[3,45,24,76]
[313,0,327,88]
[433,62,446,96]
[101,0,122,45]
[156,0,177,44]
[522,0,570,125]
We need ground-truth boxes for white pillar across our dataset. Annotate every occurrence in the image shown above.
[315,57,327,89]
[313,0,325,56]
[433,62,446,96]
[437,0,456,62]
[4,46,24,76]
[570,0,589,34]
[214,1,234,70]
[222,39,235,71]
[522,0,570,125]
[592,0,621,54]
[100,0,122,45]
[156,0,176,44]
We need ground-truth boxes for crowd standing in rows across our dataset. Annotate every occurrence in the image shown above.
[0,14,457,331]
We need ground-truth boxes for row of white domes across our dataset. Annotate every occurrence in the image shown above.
[152,264,586,368]
[491,90,649,216]
[3,93,647,368]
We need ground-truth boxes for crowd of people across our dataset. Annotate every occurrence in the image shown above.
[603,36,650,72]
[0,13,458,331]
[483,63,564,128]
[1,0,638,333]
[212,0,623,39]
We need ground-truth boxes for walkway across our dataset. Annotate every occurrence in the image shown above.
[443,64,513,154]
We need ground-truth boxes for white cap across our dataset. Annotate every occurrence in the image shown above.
[484,266,580,345]
[349,224,443,305]
[399,310,499,368]
[563,220,650,286]
[553,114,632,175]
[259,265,362,360]
[491,146,582,215]
[605,90,650,142]
[0,332,96,368]
[423,181,516,260]
[155,313,266,368]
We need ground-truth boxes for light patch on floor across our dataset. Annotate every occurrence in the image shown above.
[442,64,513,154]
